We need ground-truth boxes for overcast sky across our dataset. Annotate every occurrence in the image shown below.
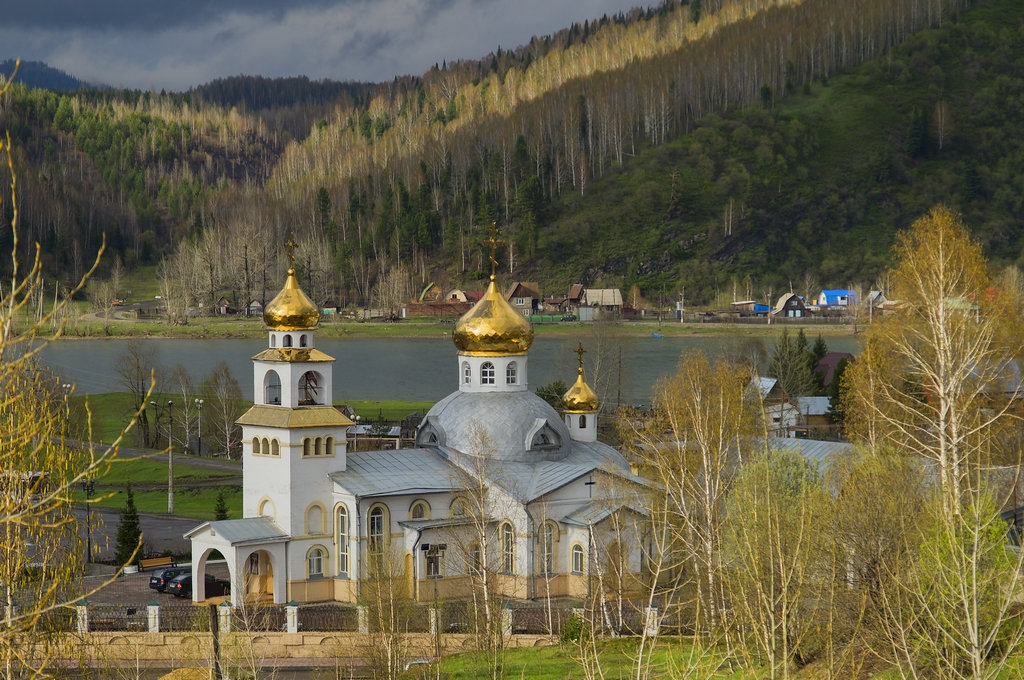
[1,0,649,91]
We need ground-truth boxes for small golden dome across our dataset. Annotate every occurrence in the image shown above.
[263,269,320,330]
[562,367,600,412]
[453,276,534,355]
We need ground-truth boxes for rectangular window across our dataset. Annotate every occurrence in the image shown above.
[515,297,525,306]
[426,547,444,578]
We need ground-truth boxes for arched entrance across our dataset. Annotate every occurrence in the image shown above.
[243,549,276,603]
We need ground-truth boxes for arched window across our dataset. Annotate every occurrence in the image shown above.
[500,522,515,574]
[481,362,495,385]
[450,497,467,518]
[410,500,429,520]
[271,439,280,456]
[299,371,321,405]
[270,335,276,348]
[572,544,585,574]
[303,438,312,457]
[258,498,275,519]
[539,522,555,574]
[326,436,334,456]
[462,361,471,385]
[252,437,262,455]
[299,334,308,347]
[368,506,387,573]
[336,505,349,577]
[506,361,518,384]
[579,414,587,428]
[307,546,324,578]
[315,436,324,456]
[283,334,293,348]
[264,370,281,405]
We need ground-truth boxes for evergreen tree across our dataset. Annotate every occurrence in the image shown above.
[214,488,229,521]
[536,380,569,411]
[114,485,142,566]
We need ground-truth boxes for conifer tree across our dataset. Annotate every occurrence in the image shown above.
[114,486,142,566]
[214,488,229,521]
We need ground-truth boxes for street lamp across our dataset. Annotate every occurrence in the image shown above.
[62,383,71,422]
[167,400,174,514]
[353,415,361,451]
[80,479,95,563]
[152,399,174,514]
[195,398,204,457]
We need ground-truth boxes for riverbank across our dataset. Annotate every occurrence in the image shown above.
[45,312,864,341]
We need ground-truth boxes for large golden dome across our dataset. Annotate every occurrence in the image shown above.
[263,269,320,330]
[453,276,534,355]
[562,367,600,412]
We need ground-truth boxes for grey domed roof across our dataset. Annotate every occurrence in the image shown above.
[418,391,573,463]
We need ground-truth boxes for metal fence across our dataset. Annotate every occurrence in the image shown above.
[76,600,665,635]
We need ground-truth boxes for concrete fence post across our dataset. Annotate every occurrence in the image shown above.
[643,606,660,637]
[357,605,369,634]
[76,605,89,634]
[147,601,160,633]
[429,607,438,636]
[501,605,512,639]
[286,601,299,634]
[219,601,232,633]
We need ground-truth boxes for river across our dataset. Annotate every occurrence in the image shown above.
[38,334,862,407]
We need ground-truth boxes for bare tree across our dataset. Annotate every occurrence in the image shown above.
[200,362,244,458]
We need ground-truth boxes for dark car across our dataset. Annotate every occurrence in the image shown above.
[149,566,190,592]
[167,572,230,599]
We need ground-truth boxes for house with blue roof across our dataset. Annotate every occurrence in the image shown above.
[815,289,860,307]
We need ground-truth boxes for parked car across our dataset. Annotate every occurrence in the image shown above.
[149,566,190,592]
[167,572,230,599]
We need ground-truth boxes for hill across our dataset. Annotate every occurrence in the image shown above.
[0,0,1011,311]
[0,59,94,91]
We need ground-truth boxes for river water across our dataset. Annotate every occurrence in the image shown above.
[38,333,862,406]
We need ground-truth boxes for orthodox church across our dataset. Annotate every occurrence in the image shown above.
[186,250,649,605]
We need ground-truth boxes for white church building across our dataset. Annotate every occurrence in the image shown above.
[185,258,650,605]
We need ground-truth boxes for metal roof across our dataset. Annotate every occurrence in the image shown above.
[330,448,464,497]
[184,516,288,545]
[237,405,354,428]
[769,437,852,467]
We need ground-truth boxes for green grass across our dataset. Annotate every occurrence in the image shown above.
[91,482,243,520]
[344,399,436,421]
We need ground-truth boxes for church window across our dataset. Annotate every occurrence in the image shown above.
[410,500,429,520]
[264,371,281,405]
[468,543,482,574]
[336,505,349,577]
[481,362,495,385]
[426,544,444,578]
[450,497,467,518]
[303,438,313,457]
[299,334,308,347]
[283,335,293,347]
[500,522,515,574]
[368,506,387,574]
[326,436,334,456]
[270,335,276,348]
[252,438,262,455]
[579,414,587,428]
[572,544,585,574]
[271,439,280,456]
[307,546,325,578]
[506,361,518,384]
[462,361,471,385]
[539,522,555,574]
[299,371,321,405]
[315,437,324,456]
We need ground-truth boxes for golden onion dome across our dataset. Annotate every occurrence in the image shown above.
[453,276,534,355]
[263,269,320,330]
[562,367,600,412]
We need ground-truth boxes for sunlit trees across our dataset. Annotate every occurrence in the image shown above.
[844,205,1024,679]
[0,69,143,677]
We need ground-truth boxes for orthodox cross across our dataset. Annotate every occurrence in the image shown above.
[284,231,298,268]
[486,222,504,278]
[574,341,587,370]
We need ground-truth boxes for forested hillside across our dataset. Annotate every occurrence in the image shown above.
[3,0,1018,313]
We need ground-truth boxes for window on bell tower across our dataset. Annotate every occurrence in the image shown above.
[481,362,495,385]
